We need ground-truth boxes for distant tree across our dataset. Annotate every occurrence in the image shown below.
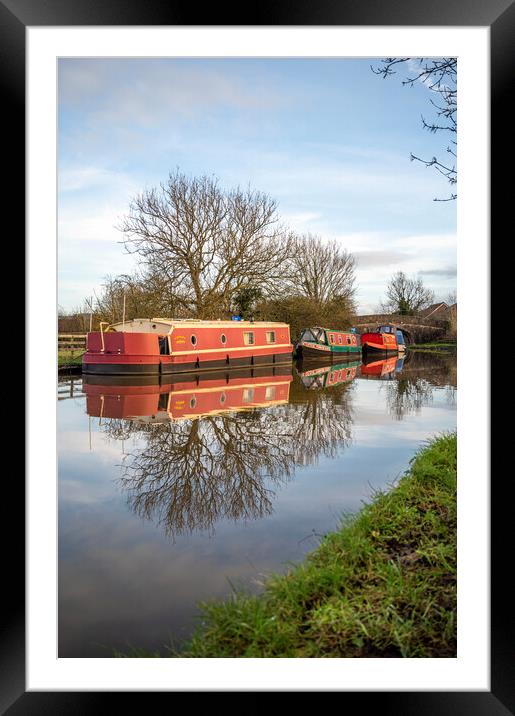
[95,269,189,325]
[380,271,435,315]
[118,171,294,319]
[288,234,356,306]
[258,294,355,342]
[446,289,457,305]
[372,57,457,201]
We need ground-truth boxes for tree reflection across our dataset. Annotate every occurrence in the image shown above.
[378,351,457,420]
[99,378,355,538]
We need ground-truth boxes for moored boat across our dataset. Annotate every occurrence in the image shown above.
[295,326,361,360]
[83,318,293,375]
[360,324,406,355]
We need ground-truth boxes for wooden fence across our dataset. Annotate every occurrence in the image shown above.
[58,333,87,356]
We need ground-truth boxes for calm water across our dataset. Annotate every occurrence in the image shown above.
[58,351,457,657]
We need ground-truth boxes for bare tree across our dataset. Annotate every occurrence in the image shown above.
[446,289,457,306]
[288,234,356,306]
[372,58,457,201]
[118,171,294,319]
[380,271,435,315]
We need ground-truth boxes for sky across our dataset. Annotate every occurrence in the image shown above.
[58,58,456,314]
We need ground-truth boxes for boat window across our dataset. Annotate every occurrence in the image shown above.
[190,396,196,409]
[158,392,169,411]
[265,386,276,401]
[159,336,170,355]
[243,387,254,402]
[313,328,326,343]
[266,331,276,344]
[220,392,226,405]
[329,334,335,344]
[338,335,342,344]
[243,332,255,345]
[379,325,392,333]
[300,330,316,343]
[347,337,352,344]
[220,334,227,344]
[190,334,197,345]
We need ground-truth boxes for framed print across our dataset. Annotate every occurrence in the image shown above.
[4,0,505,710]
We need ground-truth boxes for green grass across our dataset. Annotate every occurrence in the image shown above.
[410,342,456,352]
[177,432,457,658]
[58,350,85,366]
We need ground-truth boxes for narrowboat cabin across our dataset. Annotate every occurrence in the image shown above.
[83,367,292,422]
[360,324,406,356]
[295,327,361,360]
[82,318,293,375]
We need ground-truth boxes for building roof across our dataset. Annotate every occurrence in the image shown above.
[418,302,450,318]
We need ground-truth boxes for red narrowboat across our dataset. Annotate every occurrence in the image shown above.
[83,367,292,422]
[82,318,293,375]
[360,324,405,355]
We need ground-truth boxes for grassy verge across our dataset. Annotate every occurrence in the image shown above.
[409,341,456,353]
[58,350,84,367]
[178,432,457,658]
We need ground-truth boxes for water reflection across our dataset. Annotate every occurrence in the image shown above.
[60,351,457,656]
[83,365,354,538]
[360,351,457,419]
[296,359,360,390]
[80,351,456,539]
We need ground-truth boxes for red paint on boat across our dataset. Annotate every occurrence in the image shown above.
[83,319,293,374]
[360,331,398,353]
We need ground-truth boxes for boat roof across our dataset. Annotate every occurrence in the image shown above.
[109,318,288,332]
[305,326,354,333]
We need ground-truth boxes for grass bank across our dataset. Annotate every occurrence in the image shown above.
[409,341,457,354]
[58,350,84,368]
[178,432,457,658]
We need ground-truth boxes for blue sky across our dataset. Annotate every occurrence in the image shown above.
[58,58,456,313]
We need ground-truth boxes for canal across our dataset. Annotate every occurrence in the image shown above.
[58,350,457,657]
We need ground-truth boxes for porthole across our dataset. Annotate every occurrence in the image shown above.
[221,334,227,344]
[190,396,196,409]
[220,392,226,405]
[191,334,197,345]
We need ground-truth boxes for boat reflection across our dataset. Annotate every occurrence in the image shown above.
[296,359,360,390]
[83,366,292,423]
[359,355,405,379]
[359,351,456,419]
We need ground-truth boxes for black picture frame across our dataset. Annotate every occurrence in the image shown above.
[6,0,504,711]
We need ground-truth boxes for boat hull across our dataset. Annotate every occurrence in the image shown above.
[83,351,292,375]
[296,342,361,360]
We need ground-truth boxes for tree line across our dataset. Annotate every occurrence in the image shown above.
[59,170,443,340]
